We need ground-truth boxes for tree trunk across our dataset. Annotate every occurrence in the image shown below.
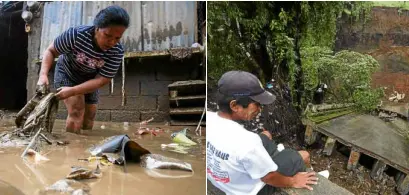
[294,3,304,114]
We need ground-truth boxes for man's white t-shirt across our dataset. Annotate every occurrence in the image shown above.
[206,111,278,195]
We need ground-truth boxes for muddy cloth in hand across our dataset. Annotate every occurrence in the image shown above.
[257,133,306,195]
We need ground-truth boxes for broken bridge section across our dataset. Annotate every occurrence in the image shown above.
[304,104,409,195]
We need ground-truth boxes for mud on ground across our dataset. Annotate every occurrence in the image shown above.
[307,146,398,195]
[0,117,206,195]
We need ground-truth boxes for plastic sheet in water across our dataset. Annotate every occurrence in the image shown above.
[88,135,151,172]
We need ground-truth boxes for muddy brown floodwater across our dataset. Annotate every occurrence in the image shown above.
[0,119,206,195]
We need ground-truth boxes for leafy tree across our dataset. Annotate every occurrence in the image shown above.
[207,1,379,112]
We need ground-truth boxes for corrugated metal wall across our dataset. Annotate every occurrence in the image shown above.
[39,1,197,55]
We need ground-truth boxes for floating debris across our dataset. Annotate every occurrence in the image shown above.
[78,156,113,166]
[66,164,102,180]
[140,154,193,172]
[44,179,90,194]
[57,140,70,146]
[89,135,151,172]
[171,128,196,146]
[25,148,49,163]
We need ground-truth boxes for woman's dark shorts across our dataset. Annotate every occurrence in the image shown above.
[53,65,99,104]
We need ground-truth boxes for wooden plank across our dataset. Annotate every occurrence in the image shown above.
[169,107,203,115]
[33,47,203,64]
[168,80,206,88]
[170,120,206,126]
[169,95,206,101]
[124,47,202,58]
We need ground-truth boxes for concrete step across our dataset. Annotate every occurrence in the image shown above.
[207,174,353,195]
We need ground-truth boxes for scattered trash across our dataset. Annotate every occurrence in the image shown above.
[78,156,112,166]
[388,91,405,102]
[171,128,197,146]
[161,143,190,154]
[318,170,330,179]
[66,164,102,180]
[25,148,49,163]
[57,140,70,146]
[378,111,397,122]
[123,122,129,131]
[135,127,163,136]
[277,144,285,152]
[44,179,90,194]
[140,154,193,172]
[139,117,154,126]
[89,135,151,172]
[100,125,106,130]
[160,143,179,149]
[144,169,194,179]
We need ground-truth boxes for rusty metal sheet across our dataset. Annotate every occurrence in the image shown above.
[113,1,142,52]
[39,1,82,55]
[141,1,197,51]
[39,1,196,54]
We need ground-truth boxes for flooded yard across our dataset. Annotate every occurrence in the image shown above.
[0,119,206,195]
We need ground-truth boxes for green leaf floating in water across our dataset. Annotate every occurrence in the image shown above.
[172,133,197,146]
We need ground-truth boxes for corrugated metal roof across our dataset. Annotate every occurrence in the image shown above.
[141,1,196,51]
[39,1,197,55]
[40,1,82,55]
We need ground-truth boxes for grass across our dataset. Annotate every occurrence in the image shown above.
[372,1,409,10]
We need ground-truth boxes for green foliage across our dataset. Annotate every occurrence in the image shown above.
[304,50,384,111]
[207,1,381,112]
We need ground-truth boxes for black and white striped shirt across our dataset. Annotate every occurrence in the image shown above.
[54,25,123,84]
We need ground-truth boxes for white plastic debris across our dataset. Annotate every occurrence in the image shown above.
[318,170,330,179]
[26,149,49,163]
[277,144,285,152]
[389,91,406,102]
[100,125,106,130]
[191,43,202,48]
[123,122,129,130]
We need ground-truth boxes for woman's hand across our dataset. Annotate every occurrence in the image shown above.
[37,75,49,86]
[55,87,77,100]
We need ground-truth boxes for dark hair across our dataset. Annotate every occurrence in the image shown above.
[94,5,130,28]
[216,92,257,114]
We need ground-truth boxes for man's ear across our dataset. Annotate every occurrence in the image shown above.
[229,100,239,112]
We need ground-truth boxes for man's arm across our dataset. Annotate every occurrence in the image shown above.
[261,171,317,190]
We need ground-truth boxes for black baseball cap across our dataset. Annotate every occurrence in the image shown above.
[217,71,276,104]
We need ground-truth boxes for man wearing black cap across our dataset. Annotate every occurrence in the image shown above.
[207,71,318,195]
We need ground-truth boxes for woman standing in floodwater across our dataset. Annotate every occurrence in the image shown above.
[36,5,129,133]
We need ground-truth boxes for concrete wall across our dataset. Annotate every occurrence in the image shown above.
[336,7,409,103]
[55,56,202,122]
